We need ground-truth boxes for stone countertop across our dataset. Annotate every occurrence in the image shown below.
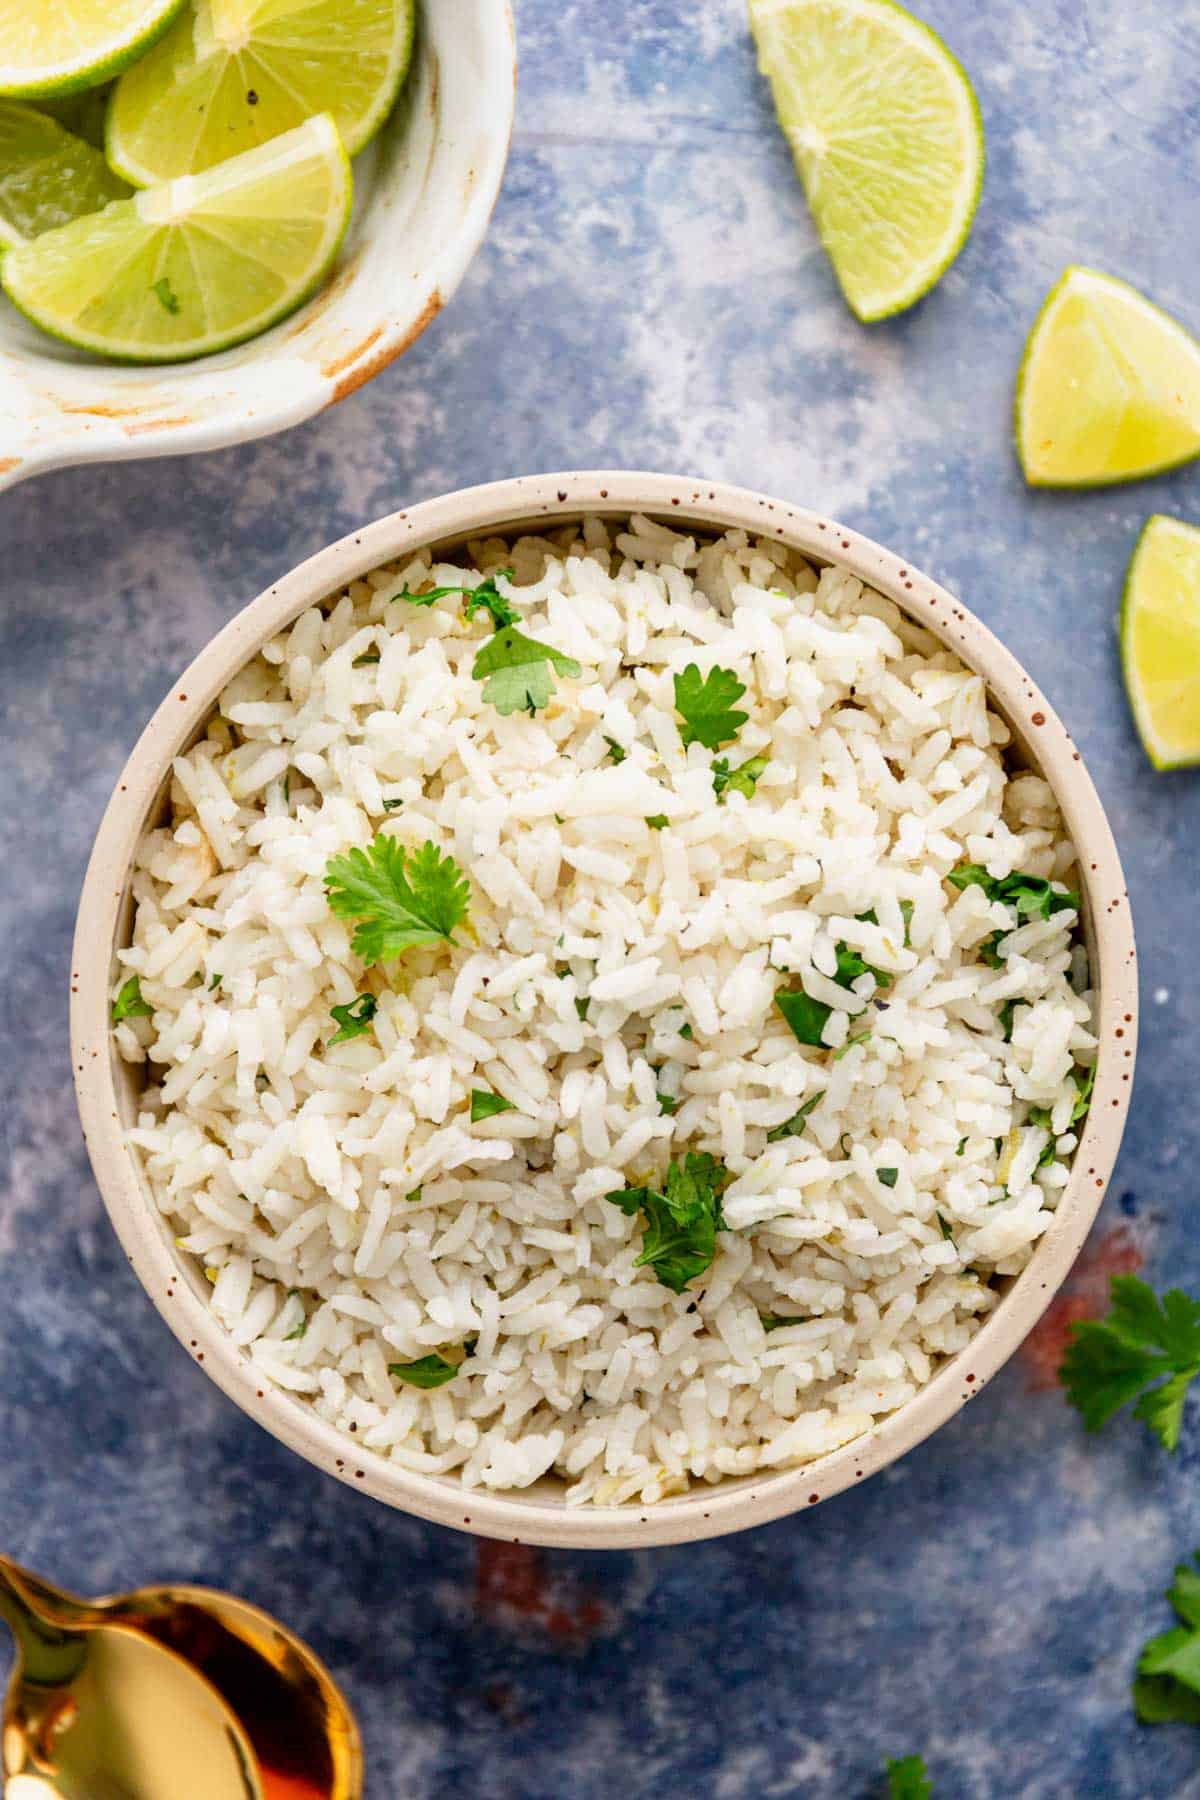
[3,2,1200,1794]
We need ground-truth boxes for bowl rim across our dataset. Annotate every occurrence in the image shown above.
[70,470,1138,1549]
[0,0,517,493]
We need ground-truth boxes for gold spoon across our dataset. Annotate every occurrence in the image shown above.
[0,1557,362,1799]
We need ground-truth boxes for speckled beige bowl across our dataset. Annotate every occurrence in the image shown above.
[0,0,515,491]
[71,472,1138,1549]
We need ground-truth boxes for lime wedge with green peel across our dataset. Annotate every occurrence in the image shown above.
[0,0,185,99]
[0,102,130,248]
[1120,515,1200,771]
[748,0,984,322]
[107,0,415,186]
[1,113,351,362]
[1017,268,1200,487]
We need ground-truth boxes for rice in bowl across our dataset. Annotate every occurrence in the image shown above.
[113,513,1095,1506]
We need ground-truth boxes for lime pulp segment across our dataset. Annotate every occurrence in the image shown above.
[1017,266,1200,487]
[0,112,352,362]
[0,102,129,248]
[0,0,186,99]
[748,0,984,321]
[1121,515,1200,771]
[107,0,415,186]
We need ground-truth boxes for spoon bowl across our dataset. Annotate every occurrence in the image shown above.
[0,1559,361,1799]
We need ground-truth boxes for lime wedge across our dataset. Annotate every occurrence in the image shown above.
[748,0,984,322]
[0,102,129,248]
[0,0,185,100]
[33,86,112,147]
[1016,267,1200,488]
[1120,515,1200,771]
[107,0,414,186]
[1,113,351,362]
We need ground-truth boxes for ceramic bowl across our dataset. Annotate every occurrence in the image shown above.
[71,472,1138,1549]
[0,1,515,493]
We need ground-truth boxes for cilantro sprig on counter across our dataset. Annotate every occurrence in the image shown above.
[606,1152,731,1293]
[886,1755,933,1799]
[1134,1554,1200,1726]
[1061,1275,1200,1450]
[324,836,470,965]
[674,664,749,749]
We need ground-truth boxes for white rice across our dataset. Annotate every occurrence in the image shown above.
[114,515,1095,1505]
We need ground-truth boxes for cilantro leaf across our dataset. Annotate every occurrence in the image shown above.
[948,863,1079,922]
[833,1030,871,1061]
[398,569,519,628]
[645,814,669,830]
[760,1313,807,1332]
[328,993,377,1045]
[111,975,152,1023]
[775,987,832,1047]
[673,663,748,750]
[886,1755,933,1799]
[472,626,582,715]
[282,1290,307,1341]
[151,276,180,314]
[389,1341,476,1390]
[324,836,470,965]
[352,651,381,666]
[605,1152,730,1293]
[712,754,768,802]
[1134,1554,1200,1725]
[1060,1276,1200,1449]
[657,1092,679,1115]
[471,1088,516,1122]
[603,736,627,764]
[766,1091,824,1142]
[877,1167,899,1188]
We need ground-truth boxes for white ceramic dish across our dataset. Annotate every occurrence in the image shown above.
[71,471,1138,1549]
[0,1,515,493]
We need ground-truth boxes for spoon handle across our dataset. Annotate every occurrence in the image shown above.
[0,1557,90,1685]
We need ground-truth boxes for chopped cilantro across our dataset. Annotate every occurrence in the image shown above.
[998,997,1018,1041]
[471,1088,516,1122]
[673,663,748,750]
[406,1186,423,1204]
[712,754,768,802]
[389,1341,476,1390]
[381,797,404,812]
[605,1152,731,1293]
[834,1031,871,1060]
[283,1291,307,1341]
[645,814,669,830]
[657,1092,679,1116]
[936,1212,954,1241]
[760,1314,807,1332]
[574,997,590,1021]
[1133,1553,1200,1726]
[775,988,831,1047]
[604,736,627,764]
[398,569,519,629]
[948,863,1080,922]
[955,1137,967,1156]
[208,973,222,991]
[877,1166,899,1188]
[1061,1276,1200,1451]
[328,993,377,1045]
[678,1022,693,1041]
[472,626,581,715]
[111,975,152,1023]
[151,276,180,314]
[352,651,381,666]
[766,1090,824,1142]
[324,836,470,965]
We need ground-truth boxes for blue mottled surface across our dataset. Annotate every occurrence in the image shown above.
[3,2,1200,1794]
